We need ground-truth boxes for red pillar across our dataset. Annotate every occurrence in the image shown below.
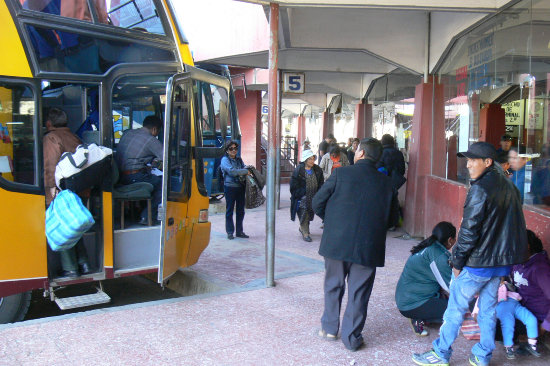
[479,103,505,148]
[403,77,445,237]
[354,102,373,138]
[297,114,306,160]
[235,89,262,169]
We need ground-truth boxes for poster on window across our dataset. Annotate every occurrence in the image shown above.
[503,100,524,126]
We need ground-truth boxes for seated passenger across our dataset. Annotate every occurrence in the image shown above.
[43,107,91,277]
[395,221,456,336]
[116,115,163,225]
[512,230,550,351]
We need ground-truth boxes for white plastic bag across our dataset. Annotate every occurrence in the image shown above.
[55,143,112,189]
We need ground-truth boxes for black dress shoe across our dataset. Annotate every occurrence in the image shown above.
[236,233,249,238]
[227,234,234,240]
[79,262,92,275]
[58,270,78,278]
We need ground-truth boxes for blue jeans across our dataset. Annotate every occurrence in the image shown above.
[496,298,538,346]
[224,185,245,235]
[433,269,500,363]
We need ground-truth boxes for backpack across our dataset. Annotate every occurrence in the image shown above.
[216,164,225,193]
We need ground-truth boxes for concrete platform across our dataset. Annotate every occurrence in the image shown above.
[1,185,548,366]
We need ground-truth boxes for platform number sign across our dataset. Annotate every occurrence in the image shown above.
[283,73,305,94]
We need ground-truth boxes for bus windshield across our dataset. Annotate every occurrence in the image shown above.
[18,0,167,35]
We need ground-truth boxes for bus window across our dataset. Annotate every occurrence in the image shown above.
[210,84,229,134]
[112,74,169,144]
[18,0,166,34]
[167,83,190,199]
[0,83,36,186]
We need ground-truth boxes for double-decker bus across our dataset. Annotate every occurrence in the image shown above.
[0,0,229,323]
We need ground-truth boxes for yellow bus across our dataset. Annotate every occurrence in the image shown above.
[0,0,230,323]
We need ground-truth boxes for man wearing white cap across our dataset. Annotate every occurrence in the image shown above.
[290,149,324,242]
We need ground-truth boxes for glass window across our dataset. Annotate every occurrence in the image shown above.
[436,0,550,211]
[112,74,170,144]
[167,83,190,199]
[0,83,36,186]
[18,0,166,35]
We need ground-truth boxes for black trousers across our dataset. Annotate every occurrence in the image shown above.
[224,185,245,235]
[399,297,448,323]
[321,257,376,350]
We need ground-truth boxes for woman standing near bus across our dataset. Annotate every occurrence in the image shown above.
[221,141,250,240]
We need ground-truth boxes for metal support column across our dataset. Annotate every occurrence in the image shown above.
[275,70,282,210]
[265,2,279,288]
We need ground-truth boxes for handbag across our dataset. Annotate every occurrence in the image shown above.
[55,143,112,191]
[45,190,95,251]
[460,312,481,340]
[245,175,266,209]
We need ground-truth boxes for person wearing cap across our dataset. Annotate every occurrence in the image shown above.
[220,140,250,240]
[290,149,324,242]
[413,141,528,366]
[313,138,398,352]
[498,134,513,153]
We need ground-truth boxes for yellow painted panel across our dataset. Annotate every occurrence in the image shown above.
[0,189,47,280]
[0,2,32,77]
[102,192,113,268]
[186,222,210,267]
[162,200,189,280]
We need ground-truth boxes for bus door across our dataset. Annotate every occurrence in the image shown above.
[158,70,230,282]
[159,74,193,282]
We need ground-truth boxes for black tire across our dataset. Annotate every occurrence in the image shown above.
[0,291,32,324]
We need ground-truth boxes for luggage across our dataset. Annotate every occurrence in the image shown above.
[55,143,112,192]
[245,174,265,209]
[46,190,95,251]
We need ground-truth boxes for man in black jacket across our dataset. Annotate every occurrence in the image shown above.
[313,138,398,352]
[413,142,528,366]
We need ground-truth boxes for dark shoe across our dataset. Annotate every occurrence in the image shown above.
[412,350,449,366]
[303,235,312,242]
[227,234,234,240]
[524,343,541,357]
[79,262,92,275]
[504,346,516,360]
[345,340,365,352]
[58,270,78,278]
[410,319,428,336]
[236,233,249,238]
[468,354,489,366]
[138,217,149,226]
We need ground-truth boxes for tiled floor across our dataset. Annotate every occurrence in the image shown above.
[1,185,548,365]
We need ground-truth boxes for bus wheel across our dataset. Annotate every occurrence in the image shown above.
[0,291,32,324]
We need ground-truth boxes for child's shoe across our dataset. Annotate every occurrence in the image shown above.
[504,346,515,360]
[410,319,428,336]
[524,343,541,357]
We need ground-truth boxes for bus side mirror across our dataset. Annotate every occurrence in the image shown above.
[193,146,225,159]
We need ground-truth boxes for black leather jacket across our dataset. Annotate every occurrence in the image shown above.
[451,165,528,270]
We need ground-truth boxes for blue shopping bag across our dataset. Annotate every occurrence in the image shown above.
[45,190,95,251]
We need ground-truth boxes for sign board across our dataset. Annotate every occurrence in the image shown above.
[503,100,524,126]
[283,73,305,94]
[261,105,268,115]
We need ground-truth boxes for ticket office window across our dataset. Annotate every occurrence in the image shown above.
[0,82,37,187]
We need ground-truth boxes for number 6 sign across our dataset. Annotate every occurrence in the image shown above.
[283,73,305,94]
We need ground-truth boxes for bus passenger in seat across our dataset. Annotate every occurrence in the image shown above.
[43,107,91,278]
[117,115,163,225]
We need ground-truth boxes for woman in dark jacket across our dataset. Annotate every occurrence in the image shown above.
[395,221,456,337]
[220,140,250,240]
[290,149,324,242]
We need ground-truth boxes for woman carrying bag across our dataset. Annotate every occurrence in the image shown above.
[290,150,324,242]
[220,141,250,240]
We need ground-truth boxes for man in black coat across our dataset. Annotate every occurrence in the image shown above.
[313,138,398,352]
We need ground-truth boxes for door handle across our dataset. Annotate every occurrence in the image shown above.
[168,218,174,226]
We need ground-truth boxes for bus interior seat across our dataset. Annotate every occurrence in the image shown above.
[112,159,154,229]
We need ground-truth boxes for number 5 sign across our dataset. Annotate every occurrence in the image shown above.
[283,73,305,94]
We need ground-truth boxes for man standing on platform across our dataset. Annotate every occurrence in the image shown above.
[313,138,398,352]
[412,142,528,366]
[318,133,335,164]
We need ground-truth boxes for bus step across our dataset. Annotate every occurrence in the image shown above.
[54,290,111,310]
